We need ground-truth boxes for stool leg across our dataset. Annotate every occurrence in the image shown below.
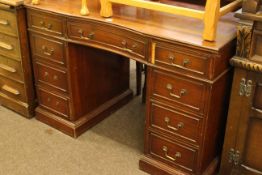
[142,65,147,103]
[136,62,142,96]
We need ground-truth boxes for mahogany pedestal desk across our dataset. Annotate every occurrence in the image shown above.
[24,0,237,174]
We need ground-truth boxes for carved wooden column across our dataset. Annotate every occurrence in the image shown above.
[236,20,254,58]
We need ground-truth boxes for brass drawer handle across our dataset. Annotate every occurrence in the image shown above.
[0,64,16,73]
[78,29,95,40]
[121,40,127,47]
[42,45,54,56]
[168,55,175,62]
[0,41,14,51]
[39,21,53,30]
[47,97,51,102]
[182,58,190,67]
[40,21,45,26]
[55,101,60,106]
[166,83,187,99]
[0,19,9,26]
[44,71,49,77]
[47,23,53,30]
[2,85,20,95]
[121,40,135,53]
[164,117,184,131]
[53,75,58,80]
[162,146,181,161]
[132,43,137,49]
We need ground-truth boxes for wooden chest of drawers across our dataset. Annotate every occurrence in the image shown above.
[220,2,262,174]
[0,3,35,117]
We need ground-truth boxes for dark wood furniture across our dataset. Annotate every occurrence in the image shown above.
[0,1,35,117]
[220,1,262,175]
[24,0,237,174]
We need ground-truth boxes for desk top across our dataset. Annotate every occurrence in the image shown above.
[24,0,238,51]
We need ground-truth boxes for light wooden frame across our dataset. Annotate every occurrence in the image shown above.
[99,0,242,41]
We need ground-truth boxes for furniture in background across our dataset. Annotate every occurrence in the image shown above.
[25,0,237,174]
[220,1,262,175]
[0,0,35,117]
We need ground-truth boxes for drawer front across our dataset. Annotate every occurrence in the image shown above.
[0,33,20,59]
[149,102,202,144]
[0,75,26,102]
[253,79,262,110]
[67,20,147,60]
[27,10,64,36]
[37,88,69,118]
[154,42,209,77]
[148,132,197,173]
[256,21,262,31]
[30,34,65,66]
[150,69,206,114]
[35,62,68,93]
[0,9,17,36]
[0,54,23,81]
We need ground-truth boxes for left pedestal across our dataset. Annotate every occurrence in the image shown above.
[27,9,132,137]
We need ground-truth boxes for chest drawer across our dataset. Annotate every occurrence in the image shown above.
[67,19,147,61]
[0,33,20,59]
[0,55,23,81]
[37,87,69,119]
[253,81,262,110]
[150,69,206,114]
[34,62,68,93]
[0,9,17,36]
[154,41,210,78]
[0,75,26,102]
[255,21,262,31]
[148,132,197,173]
[149,101,203,144]
[27,10,64,36]
[30,34,66,66]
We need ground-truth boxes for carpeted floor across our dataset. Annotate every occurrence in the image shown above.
[0,61,149,175]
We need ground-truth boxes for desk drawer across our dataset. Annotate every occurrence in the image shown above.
[67,20,147,60]
[154,41,210,78]
[34,62,68,93]
[0,33,20,59]
[149,102,202,144]
[150,69,206,114]
[0,75,26,102]
[27,10,64,36]
[0,9,17,36]
[37,88,70,119]
[148,132,197,173]
[30,34,66,66]
[0,54,23,81]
